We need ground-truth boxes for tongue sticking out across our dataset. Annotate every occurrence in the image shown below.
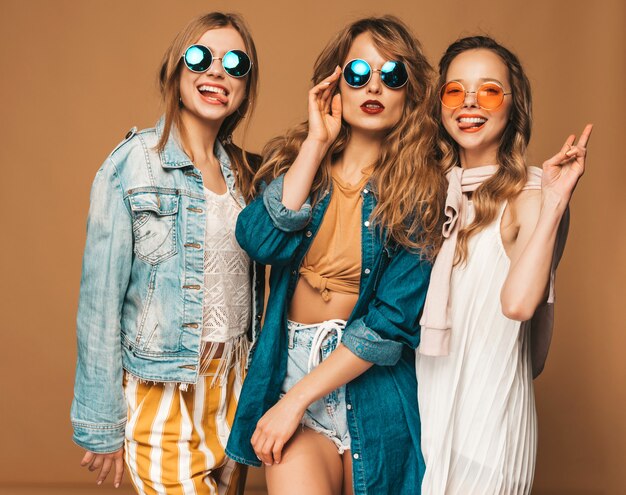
[199,89,228,104]
[458,120,485,130]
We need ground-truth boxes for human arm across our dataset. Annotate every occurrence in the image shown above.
[281,67,342,210]
[71,158,132,459]
[252,345,370,465]
[501,124,592,320]
[234,176,311,265]
[251,245,432,464]
[235,69,342,265]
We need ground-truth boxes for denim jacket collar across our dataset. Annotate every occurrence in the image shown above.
[155,116,244,208]
[155,116,230,169]
[156,117,193,168]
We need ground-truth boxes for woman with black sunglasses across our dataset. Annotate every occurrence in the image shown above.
[71,12,263,494]
[226,16,446,495]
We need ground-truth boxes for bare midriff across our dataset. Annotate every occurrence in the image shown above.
[288,168,370,324]
[289,277,359,323]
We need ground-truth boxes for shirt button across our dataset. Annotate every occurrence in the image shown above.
[364,221,370,227]
[305,230,312,238]
[353,453,359,459]
[363,188,369,194]
[291,270,297,275]
[363,268,370,275]
[346,404,352,410]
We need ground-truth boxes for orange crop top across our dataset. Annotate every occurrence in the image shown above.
[299,169,371,301]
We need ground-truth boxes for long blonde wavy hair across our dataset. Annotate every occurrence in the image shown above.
[156,12,260,202]
[256,16,446,256]
[436,36,533,264]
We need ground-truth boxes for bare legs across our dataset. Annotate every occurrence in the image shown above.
[265,427,353,495]
[342,449,353,495]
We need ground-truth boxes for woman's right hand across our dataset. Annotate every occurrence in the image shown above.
[541,123,592,209]
[80,448,124,487]
[280,67,342,211]
[306,66,343,149]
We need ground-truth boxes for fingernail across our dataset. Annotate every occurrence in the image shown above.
[265,462,272,466]
[322,81,331,85]
[115,483,120,488]
[97,481,102,485]
[565,149,576,156]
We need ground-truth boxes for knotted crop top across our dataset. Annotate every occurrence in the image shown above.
[299,169,371,301]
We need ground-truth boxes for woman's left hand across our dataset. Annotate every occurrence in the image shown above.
[542,123,593,206]
[251,394,307,465]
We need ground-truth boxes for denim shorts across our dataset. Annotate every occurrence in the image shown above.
[281,319,351,453]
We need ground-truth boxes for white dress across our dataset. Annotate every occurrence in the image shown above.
[416,202,536,495]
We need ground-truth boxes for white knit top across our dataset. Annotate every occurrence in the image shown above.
[201,187,251,343]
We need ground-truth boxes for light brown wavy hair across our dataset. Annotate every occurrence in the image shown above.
[255,16,446,256]
[156,12,260,202]
[436,36,533,264]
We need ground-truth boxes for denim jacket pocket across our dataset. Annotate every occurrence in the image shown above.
[129,191,179,265]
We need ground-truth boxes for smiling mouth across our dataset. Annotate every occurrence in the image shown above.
[457,116,487,131]
[197,85,229,104]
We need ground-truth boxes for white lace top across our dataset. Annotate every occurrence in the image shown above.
[201,187,251,343]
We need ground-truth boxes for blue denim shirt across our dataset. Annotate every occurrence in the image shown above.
[71,118,264,454]
[226,175,431,494]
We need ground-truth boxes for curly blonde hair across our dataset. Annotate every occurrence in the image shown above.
[256,16,446,256]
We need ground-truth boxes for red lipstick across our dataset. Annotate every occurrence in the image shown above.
[360,100,385,114]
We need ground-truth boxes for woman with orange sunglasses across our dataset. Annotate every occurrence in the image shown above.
[416,35,592,494]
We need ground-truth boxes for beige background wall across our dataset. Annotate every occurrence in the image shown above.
[1,0,623,494]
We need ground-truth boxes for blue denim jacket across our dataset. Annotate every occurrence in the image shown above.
[226,175,431,494]
[71,118,264,454]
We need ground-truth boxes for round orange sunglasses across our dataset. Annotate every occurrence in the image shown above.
[440,81,511,110]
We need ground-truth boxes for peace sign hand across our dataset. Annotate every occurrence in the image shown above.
[542,124,593,205]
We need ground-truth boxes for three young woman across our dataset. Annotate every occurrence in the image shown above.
[416,36,591,494]
[225,16,445,495]
[71,12,263,494]
[73,12,590,495]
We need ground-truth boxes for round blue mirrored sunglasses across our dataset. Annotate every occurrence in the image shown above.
[343,59,408,89]
[182,44,252,78]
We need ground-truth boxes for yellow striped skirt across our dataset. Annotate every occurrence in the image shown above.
[123,359,243,495]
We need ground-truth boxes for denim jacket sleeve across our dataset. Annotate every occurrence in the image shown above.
[342,246,432,367]
[70,158,132,453]
[235,174,312,266]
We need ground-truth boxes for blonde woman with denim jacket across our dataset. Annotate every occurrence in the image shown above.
[71,12,264,494]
